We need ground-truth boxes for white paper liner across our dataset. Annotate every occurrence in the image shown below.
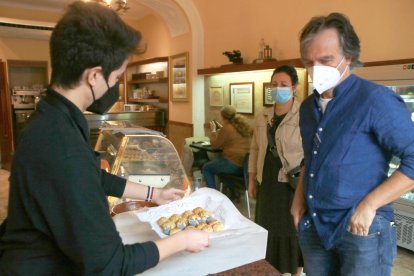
[136,187,251,238]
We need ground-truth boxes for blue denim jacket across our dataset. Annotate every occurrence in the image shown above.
[299,74,414,249]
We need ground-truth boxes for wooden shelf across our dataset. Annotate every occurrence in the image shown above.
[127,77,168,85]
[197,58,414,76]
[129,56,168,67]
[128,98,168,103]
[198,58,303,75]
[362,58,414,67]
[125,56,170,128]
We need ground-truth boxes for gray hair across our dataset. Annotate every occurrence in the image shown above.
[300,12,363,69]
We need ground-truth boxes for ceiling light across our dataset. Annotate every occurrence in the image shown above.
[86,0,129,14]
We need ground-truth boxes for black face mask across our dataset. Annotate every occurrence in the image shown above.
[87,81,120,115]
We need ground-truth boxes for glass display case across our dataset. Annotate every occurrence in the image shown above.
[388,157,414,252]
[388,84,414,213]
[352,63,414,251]
[388,85,414,251]
[95,126,191,208]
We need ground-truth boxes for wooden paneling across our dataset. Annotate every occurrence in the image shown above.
[166,121,193,157]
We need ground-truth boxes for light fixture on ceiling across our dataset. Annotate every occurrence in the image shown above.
[87,0,129,14]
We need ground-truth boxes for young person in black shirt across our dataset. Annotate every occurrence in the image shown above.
[0,1,209,274]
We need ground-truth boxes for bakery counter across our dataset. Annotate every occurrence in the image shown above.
[84,110,165,130]
[84,110,165,146]
[113,188,267,275]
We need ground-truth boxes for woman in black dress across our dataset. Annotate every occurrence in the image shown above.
[248,65,304,275]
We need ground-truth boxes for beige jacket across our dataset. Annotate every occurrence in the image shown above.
[249,99,303,183]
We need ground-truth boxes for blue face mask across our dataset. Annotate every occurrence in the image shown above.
[271,87,292,103]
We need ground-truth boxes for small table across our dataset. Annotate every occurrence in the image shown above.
[189,142,223,169]
[189,142,222,153]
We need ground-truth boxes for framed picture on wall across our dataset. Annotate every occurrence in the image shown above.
[229,82,254,114]
[263,82,273,106]
[209,87,224,106]
[169,52,189,101]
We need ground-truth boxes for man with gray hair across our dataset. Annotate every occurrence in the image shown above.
[291,12,414,275]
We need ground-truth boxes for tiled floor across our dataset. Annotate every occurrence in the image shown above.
[231,190,414,276]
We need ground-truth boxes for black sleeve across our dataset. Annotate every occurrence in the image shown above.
[31,153,159,274]
[101,169,126,197]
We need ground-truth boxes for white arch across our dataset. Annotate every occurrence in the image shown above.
[134,0,205,136]
[134,0,190,37]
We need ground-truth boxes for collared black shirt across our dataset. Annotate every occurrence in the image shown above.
[0,88,159,275]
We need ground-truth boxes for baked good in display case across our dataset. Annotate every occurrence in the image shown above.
[94,126,191,211]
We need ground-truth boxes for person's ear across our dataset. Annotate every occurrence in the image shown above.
[85,66,103,87]
[345,56,352,66]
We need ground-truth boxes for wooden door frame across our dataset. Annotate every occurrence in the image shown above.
[0,59,14,170]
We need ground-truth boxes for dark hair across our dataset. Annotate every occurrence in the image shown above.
[50,1,141,88]
[299,12,362,69]
[271,65,299,86]
[221,105,251,138]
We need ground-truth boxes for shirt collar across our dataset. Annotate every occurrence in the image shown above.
[45,87,90,143]
[312,74,358,100]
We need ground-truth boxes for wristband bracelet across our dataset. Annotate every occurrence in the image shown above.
[146,186,154,202]
[150,186,155,202]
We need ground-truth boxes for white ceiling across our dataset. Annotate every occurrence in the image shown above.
[0,0,152,18]
[0,0,156,40]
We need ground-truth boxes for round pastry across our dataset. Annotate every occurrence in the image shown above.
[157,217,169,226]
[169,228,182,235]
[195,215,204,223]
[202,225,213,233]
[212,222,224,232]
[192,207,205,215]
[199,210,213,223]
[182,210,193,218]
[206,216,216,224]
[161,221,176,235]
[185,225,196,230]
[176,218,187,229]
[200,210,213,217]
[187,214,200,226]
[168,214,181,223]
[208,219,220,226]
[196,222,207,230]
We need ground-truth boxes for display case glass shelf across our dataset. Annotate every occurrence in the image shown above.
[95,127,190,194]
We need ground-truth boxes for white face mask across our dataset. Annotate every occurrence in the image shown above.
[310,56,348,94]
